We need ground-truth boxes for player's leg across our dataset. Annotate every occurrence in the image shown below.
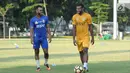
[83,48,88,69]
[43,49,50,69]
[82,39,90,71]
[41,39,50,70]
[79,51,84,64]
[77,41,84,64]
[33,39,40,71]
[34,49,41,71]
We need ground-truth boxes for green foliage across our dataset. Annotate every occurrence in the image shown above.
[20,0,37,3]
[0,3,14,16]
[22,3,46,12]
[89,2,110,24]
[28,0,35,3]
[118,16,128,24]
[118,15,128,31]
[0,0,129,34]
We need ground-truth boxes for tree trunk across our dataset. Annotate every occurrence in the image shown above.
[52,17,62,37]
[43,0,48,16]
[26,14,29,29]
[3,16,5,39]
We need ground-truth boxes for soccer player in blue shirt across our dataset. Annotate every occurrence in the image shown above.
[30,5,51,72]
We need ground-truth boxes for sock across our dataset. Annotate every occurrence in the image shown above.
[83,62,88,69]
[36,60,40,68]
[44,59,48,64]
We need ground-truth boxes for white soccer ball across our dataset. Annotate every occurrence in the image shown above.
[74,66,84,73]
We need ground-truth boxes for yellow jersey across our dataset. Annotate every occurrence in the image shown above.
[72,12,92,41]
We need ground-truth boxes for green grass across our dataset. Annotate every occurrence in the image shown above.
[0,38,130,73]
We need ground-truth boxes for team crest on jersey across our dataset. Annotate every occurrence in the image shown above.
[76,18,79,21]
[42,20,45,23]
[35,21,38,24]
[82,17,86,21]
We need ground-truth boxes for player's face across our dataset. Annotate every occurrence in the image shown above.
[36,7,43,15]
[76,6,83,14]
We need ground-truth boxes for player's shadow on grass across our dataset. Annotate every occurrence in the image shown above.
[89,49,130,55]
[0,61,130,73]
[0,48,29,51]
[0,48,18,50]
[0,49,130,62]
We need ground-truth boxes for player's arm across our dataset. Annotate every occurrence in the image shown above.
[46,24,52,43]
[72,15,77,46]
[30,28,34,44]
[73,25,77,46]
[30,19,34,44]
[89,24,94,45]
[45,16,52,43]
[87,14,94,45]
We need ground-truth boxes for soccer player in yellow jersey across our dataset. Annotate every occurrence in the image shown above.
[72,4,94,71]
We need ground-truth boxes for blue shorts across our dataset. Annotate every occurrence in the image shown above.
[33,37,48,49]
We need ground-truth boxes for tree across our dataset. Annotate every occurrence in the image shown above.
[22,3,46,29]
[22,3,45,12]
[21,0,46,13]
[118,15,128,31]
[89,2,110,34]
[46,0,92,36]
[0,3,14,38]
[118,7,130,31]
[12,0,42,32]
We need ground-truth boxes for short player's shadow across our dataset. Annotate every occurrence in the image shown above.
[0,53,78,62]
[0,61,129,73]
[89,50,130,55]
[0,48,14,50]
[0,55,34,62]
[0,48,29,51]
[0,49,130,62]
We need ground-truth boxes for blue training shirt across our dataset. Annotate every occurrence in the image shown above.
[30,16,48,39]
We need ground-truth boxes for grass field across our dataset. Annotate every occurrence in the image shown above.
[0,38,130,73]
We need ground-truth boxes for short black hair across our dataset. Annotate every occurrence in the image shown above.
[76,3,84,8]
[35,5,43,10]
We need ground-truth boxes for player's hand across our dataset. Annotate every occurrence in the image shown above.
[91,38,94,45]
[73,39,77,46]
[48,35,52,43]
[31,38,33,44]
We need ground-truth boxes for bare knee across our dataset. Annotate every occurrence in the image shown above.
[34,49,39,59]
[83,48,88,53]
[79,51,84,55]
[44,53,49,59]
[43,49,49,59]
[35,50,39,54]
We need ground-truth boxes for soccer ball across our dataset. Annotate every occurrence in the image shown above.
[74,66,84,73]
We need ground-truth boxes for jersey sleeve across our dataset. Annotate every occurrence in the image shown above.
[45,16,49,25]
[87,14,92,25]
[72,15,76,25]
[30,18,34,28]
